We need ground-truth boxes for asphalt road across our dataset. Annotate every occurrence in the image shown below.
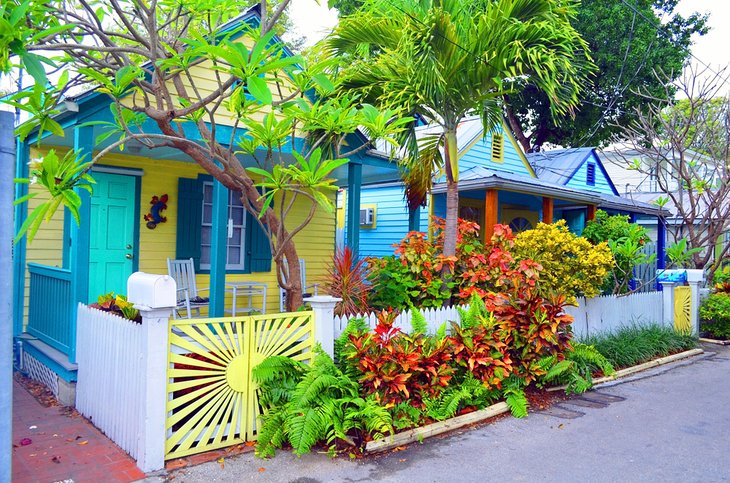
[167,343,730,483]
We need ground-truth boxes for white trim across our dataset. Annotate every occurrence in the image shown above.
[92,166,144,177]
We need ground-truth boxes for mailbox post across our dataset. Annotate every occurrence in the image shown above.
[127,273,176,472]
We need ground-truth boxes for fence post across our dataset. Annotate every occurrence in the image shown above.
[304,295,341,358]
[658,281,676,328]
[685,270,705,336]
[128,273,177,473]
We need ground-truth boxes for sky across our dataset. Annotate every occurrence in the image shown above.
[289,0,730,85]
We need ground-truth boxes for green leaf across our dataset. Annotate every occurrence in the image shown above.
[247,76,272,105]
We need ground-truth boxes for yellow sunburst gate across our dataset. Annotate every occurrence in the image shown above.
[165,311,315,459]
[673,286,692,335]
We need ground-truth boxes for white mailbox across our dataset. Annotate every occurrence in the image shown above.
[685,269,705,283]
[127,272,177,309]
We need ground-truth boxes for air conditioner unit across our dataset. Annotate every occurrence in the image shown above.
[359,207,374,226]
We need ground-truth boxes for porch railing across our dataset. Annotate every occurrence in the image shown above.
[27,263,75,360]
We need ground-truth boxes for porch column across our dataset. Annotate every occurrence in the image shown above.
[587,204,597,221]
[484,189,498,240]
[68,126,93,363]
[542,197,554,224]
[209,180,228,317]
[346,161,362,255]
[408,206,421,232]
[13,139,29,337]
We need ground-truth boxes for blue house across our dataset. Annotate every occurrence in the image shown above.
[346,117,667,261]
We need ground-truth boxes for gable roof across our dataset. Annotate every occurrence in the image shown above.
[527,147,619,195]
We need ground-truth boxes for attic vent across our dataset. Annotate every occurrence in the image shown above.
[491,134,504,163]
[586,163,596,186]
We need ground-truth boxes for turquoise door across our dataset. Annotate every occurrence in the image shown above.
[88,172,137,301]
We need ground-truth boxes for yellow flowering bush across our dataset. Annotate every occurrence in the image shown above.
[512,221,614,302]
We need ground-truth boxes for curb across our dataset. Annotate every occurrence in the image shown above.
[547,348,705,392]
[699,337,730,346]
[364,402,510,454]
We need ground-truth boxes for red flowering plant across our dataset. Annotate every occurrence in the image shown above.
[343,310,454,408]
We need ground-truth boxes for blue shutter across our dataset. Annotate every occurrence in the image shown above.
[246,209,272,273]
[176,177,203,270]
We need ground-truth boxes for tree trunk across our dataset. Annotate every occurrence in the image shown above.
[504,97,532,153]
[442,128,459,258]
[278,239,303,312]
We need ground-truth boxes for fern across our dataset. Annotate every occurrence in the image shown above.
[458,293,488,329]
[254,346,393,458]
[502,376,528,418]
[255,406,288,458]
[410,309,428,335]
[538,344,615,395]
[253,356,305,408]
[391,401,424,431]
[435,322,448,340]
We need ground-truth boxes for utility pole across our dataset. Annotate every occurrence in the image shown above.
[0,110,16,482]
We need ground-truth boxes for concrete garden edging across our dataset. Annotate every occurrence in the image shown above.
[699,337,730,346]
[547,348,705,392]
[364,402,510,454]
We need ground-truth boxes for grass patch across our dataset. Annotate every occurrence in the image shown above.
[582,324,697,369]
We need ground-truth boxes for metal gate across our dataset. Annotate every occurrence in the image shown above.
[165,311,315,459]
[673,286,692,335]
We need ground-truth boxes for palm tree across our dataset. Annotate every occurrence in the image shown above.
[328,0,594,258]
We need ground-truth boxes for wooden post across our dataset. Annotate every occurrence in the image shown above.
[346,162,362,255]
[542,197,554,224]
[484,189,498,240]
[587,204,597,221]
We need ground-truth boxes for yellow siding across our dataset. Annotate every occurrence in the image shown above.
[95,152,335,314]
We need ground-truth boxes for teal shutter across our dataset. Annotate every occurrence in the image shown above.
[176,177,203,270]
[246,210,272,273]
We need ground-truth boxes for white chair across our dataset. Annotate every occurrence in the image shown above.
[279,258,319,312]
[167,258,210,319]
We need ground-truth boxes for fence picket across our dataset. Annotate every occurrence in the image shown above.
[335,291,666,340]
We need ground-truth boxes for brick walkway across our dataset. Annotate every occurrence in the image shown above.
[12,380,146,483]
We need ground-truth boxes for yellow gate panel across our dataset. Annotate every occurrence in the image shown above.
[673,286,692,335]
[165,311,315,460]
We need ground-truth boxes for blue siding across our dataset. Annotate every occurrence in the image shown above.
[357,185,429,258]
[565,153,616,195]
[458,126,535,178]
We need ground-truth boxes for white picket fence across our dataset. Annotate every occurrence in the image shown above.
[335,291,666,340]
[566,291,665,340]
[75,304,144,461]
[334,305,463,336]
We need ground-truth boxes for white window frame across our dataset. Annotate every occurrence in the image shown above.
[200,182,247,270]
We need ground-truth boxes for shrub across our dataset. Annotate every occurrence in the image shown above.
[325,246,371,317]
[512,221,614,301]
[700,293,730,340]
[712,266,730,294]
[91,291,140,322]
[343,310,454,408]
[582,210,654,294]
[253,348,393,458]
[583,324,697,369]
[367,231,452,310]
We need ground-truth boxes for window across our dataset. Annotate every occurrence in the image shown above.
[491,133,504,163]
[586,163,596,186]
[200,182,246,270]
[176,176,271,274]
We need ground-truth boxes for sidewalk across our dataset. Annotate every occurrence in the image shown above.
[12,379,145,483]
